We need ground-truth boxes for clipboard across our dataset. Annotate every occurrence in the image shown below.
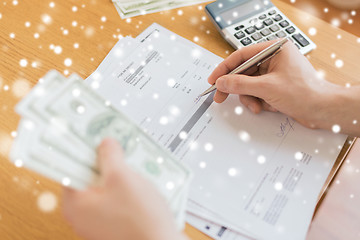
[314,136,357,214]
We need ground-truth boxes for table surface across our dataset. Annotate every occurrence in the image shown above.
[0,0,360,239]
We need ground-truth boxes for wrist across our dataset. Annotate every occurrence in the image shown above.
[317,85,359,135]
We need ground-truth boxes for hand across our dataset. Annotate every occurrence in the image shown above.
[208,40,359,134]
[62,138,187,240]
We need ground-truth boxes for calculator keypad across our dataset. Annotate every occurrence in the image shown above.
[241,37,252,46]
[245,26,256,34]
[273,14,283,22]
[292,33,310,47]
[234,31,245,39]
[270,25,280,32]
[263,18,273,26]
[279,20,289,28]
[231,8,311,51]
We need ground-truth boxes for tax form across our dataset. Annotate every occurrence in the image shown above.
[86,23,347,240]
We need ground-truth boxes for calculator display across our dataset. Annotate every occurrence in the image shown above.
[219,0,269,27]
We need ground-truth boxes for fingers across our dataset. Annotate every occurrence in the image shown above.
[97,138,126,178]
[213,90,228,103]
[238,95,278,114]
[262,101,278,112]
[208,40,279,85]
[62,187,82,221]
[216,73,270,98]
[239,95,262,114]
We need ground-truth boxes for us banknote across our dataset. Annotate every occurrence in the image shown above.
[10,70,192,228]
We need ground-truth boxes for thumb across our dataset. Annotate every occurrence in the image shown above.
[216,74,270,99]
[97,138,126,178]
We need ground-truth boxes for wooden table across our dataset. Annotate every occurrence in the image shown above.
[0,0,359,239]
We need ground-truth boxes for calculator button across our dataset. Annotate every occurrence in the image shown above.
[258,39,266,43]
[249,18,258,25]
[292,33,310,47]
[267,35,277,41]
[251,32,263,41]
[259,14,267,20]
[295,43,301,49]
[276,31,286,38]
[241,37,252,46]
[286,26,296,34]
[234,25,245,31]
[273,14,283,22]
[260,28,271,36]
[279,20,289,28]
[255,23,264,30]
[234,31,245,39]
[268,10,276,15]
[263,18,274,26]
[245,26,256,34]
[270,25,280,32]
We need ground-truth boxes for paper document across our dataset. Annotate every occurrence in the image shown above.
[86,23,347,240]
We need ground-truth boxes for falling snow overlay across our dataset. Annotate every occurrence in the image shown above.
[1,0,360,239]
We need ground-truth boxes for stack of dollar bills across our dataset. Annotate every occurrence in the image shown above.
[112,0,210,18]
[10,70,192,229]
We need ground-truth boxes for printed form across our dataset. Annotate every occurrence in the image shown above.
[86,24,347,240]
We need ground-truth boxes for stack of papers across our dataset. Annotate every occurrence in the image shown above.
[10,71,192,229]
[86,23,347,240]
[112,0,210,18]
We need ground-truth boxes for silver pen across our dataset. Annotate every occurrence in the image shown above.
[198,38,288,98]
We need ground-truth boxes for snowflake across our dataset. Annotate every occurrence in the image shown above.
[331,18,340,27]
[14,159,23,167]
[234,106,243,115]
[332,124,341,133]
[228,168,237,177]
[199,161,206,168]
[19,59,28,67]
[54,45,62,54]
[62,177,71,186]
[64,58,72,67]
[37,192,58,212]
[335,59,344,68]
[166,181,175,190]
[308,27,317,36]
[41,14,52,25]
[159,116,169,125]
[239,131,250,142]
[274,182,283,191]
[12,79,30,98]
[204,143,213,152]
[257,155,266,164]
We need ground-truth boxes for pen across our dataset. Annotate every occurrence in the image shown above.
[197,38,288,98]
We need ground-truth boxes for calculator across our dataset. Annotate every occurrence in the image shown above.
[205,0,316,55]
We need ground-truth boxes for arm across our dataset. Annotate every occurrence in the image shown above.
[62,139,188,240]
[208,40,360,137]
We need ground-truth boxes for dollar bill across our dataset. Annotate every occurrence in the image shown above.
[113,0,210,19]
[11,70,192,228]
